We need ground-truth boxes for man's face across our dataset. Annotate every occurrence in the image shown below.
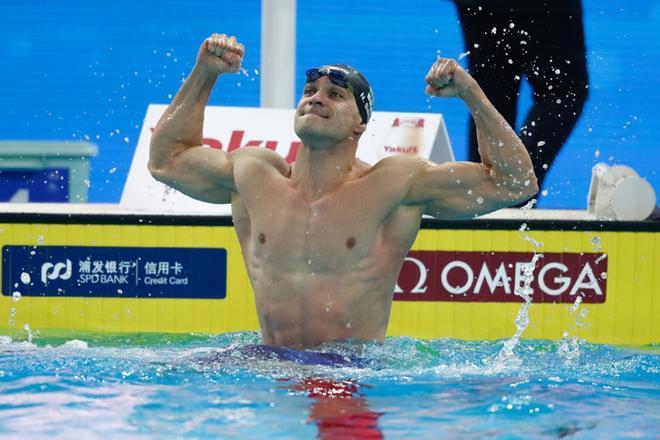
[294,76,365,145]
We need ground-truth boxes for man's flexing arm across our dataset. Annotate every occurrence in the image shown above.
[404,58,538,219]
[148,34,244,203]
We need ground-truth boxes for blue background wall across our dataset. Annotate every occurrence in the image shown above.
[1,0,658,208]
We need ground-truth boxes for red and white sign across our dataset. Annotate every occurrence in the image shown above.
[394,251,607,303]
[121,105,452,213]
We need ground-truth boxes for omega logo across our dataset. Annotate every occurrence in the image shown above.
[394,251,607,304]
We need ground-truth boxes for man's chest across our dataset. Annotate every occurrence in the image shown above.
[235,180,394,270]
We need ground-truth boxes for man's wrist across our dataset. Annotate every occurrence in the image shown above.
[460,81,490,115]
[190,64,221,86]
[457,79,480,101]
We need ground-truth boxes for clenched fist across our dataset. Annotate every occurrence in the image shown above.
[425,58,477,98]
[196,33,245,75]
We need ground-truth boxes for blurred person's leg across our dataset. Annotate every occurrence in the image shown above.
[456,5,523,164]
[519,1,589,194]
[455,1,588,205]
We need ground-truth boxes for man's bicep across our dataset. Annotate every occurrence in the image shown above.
[151,146,236,203]
[405,161,484,204]
[406,161,507,219]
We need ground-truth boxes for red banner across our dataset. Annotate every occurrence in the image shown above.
[394,251,607,303]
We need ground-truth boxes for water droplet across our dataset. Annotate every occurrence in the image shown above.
[117,289,123,294]
[600,272,608,280]
[23,323,32,344]
[12,291,21,302]
[109,167,117,174]
[594,149,600,158]
[476,197,484,204]
[537,141,546,147]
[345,322,352,328]
[20,272,30,284]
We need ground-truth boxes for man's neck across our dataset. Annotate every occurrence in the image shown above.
[290,139,358,197]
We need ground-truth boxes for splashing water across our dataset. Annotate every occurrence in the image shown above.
[558,295,587,365]
[0,332,656,438]
[519,198,537,212]
[591,235,604,255]
[23,324,33,345]
[487,222,544,372]
[20,272,30,285]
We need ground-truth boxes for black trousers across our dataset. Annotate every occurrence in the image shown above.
[455,0,589,196]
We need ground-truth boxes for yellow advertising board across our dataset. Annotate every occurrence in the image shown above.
[1,213,657,346]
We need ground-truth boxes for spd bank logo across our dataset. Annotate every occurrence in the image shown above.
[2,245,227,299]
[40,259,72,284]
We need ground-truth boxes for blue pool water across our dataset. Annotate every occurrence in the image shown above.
[0,332,657,438]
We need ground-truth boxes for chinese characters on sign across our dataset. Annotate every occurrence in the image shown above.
[2,246,227,299]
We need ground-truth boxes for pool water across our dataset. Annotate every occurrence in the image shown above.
[0,332,657,438]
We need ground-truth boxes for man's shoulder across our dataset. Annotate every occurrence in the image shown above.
[231,147,291,177]
[352,156,429,202]
[366,155,429,176]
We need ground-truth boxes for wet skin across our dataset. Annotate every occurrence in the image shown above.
[230,150,423,348]
[149,34,538,348]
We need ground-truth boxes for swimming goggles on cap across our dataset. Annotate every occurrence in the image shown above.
[304,65,374,124]
[305,67,351,89]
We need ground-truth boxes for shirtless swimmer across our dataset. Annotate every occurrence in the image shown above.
[148,34,538,349]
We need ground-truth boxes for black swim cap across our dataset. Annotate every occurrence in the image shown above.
[305,64,374,124]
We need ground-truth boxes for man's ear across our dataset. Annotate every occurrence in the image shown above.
[353,122,367,136]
